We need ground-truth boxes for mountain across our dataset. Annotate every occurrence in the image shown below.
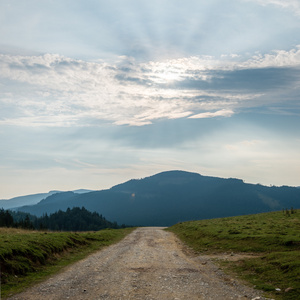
[0,191,58,210]
[0,189,94,210]
[15,171,300,226]
[71,189,95,194]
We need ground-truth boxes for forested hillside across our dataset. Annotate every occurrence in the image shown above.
[15,171,300,226]
[0,207,124,231]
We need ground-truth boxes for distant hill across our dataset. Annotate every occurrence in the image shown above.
[16,171,300,226]
[0,192,58,210]
[0,189,94,210]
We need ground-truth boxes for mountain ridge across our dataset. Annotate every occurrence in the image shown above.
[13,171,300,226]
[0,189,94,210]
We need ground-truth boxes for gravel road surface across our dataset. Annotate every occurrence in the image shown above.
[8,227,268,300]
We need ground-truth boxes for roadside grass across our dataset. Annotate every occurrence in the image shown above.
[167,210,300,300]
[0,227,135,298]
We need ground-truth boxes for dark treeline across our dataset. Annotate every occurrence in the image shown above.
[0,207,126,231]
[35,207,122,231]
[0,209,34,229]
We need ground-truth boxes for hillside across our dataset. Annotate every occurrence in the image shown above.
[1,207,122,231]
[0,189,94,210]
[0,227,134,298]
[0,191,58,210]
[16,171,300,226]
[167,210,300,299]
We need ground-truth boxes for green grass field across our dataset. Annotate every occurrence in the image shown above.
[1,211,299,299]
[0,227,134,298]
[167,210,300,300]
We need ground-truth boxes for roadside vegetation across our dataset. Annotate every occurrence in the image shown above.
[0,227,134,298]
[167,209,300,300]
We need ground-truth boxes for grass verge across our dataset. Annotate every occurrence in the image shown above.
[0,227,135,298]
[167,210,300,300]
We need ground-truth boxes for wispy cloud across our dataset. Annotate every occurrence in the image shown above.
[240,46,300,68]
[0,47,299,127]
[189,109,234,119]
[247,0,300,16]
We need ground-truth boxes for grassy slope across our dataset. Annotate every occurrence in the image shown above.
[0,227,134,298]
[167,210,300,300]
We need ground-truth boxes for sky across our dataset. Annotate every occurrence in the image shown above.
[0,0,300,199]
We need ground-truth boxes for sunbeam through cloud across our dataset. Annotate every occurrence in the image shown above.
[0,0,300,198]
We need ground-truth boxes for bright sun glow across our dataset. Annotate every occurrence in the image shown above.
[144,60,188,84]
[150,67,183,83]
[158,71,182,83]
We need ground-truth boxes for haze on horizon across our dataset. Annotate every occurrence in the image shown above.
[0,0,300,199]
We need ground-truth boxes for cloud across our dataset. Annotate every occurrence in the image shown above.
[240,46,300,68]
[189,109,234,119]
[247,0,300,16]
[0,47,299,127]
[225,140,265,152]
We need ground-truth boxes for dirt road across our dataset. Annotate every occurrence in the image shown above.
[9,227,267,300]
